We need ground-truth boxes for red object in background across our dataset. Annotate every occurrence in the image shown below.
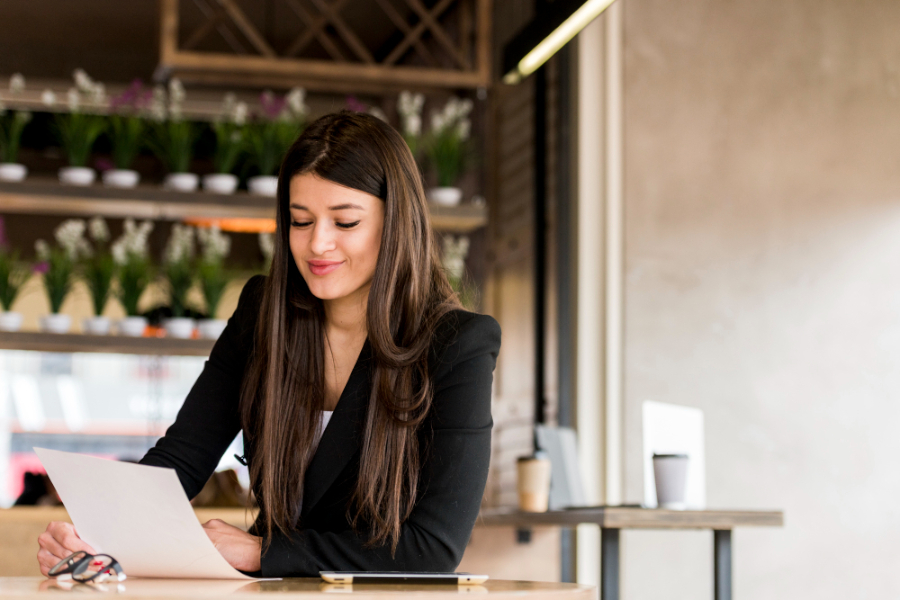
[7,452,116,502]
[8,453,46,500]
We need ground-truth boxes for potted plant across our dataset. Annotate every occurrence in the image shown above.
[111,219,154,337]
[34,220,90,333]
[103,79,150,189]
[203,94,248,195]
[424,96,474,206]
[196,225,231,339]
[441,234,478,309]
[0,73,31,182]
[0,223,29,331]
[247,88,307,197]
[397,90,425,160]
[56,70,107,186]
[81,217,116,335]
[163,223,196,338]
[149,79,198,192]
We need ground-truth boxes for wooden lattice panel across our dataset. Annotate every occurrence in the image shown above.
[157,0,491,92]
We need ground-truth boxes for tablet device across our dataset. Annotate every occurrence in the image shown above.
[319,572,489,585]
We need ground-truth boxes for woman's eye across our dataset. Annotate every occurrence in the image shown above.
[336,221,361,229]
[291,220,312,228]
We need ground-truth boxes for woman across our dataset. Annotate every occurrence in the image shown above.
[37,111,501,577]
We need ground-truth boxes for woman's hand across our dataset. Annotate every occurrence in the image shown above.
[37,521,97,577]
[202,519,262,573]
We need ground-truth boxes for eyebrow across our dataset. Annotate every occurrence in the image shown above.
[289,203,365,211]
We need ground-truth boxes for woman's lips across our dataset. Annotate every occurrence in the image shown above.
[307,260,343,276]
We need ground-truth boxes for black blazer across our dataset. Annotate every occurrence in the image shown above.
[140,276,501,577]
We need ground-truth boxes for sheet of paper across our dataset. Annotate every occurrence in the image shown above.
[35,447,254,580]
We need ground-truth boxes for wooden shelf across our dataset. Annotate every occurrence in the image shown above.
[0,179,488,233]
[0,330,215,357]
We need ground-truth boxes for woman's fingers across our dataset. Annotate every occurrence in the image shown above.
[49,521,96,554]
[38,521,98,578]
[37,548,58,577]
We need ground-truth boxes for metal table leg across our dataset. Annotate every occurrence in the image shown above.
[714,529,732,600]
[601,528,619,600]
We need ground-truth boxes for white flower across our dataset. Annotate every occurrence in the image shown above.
[88,217,110,243]
[232,101,248,126]
[398,91,424,117]
[90,82,106,105]
[168,78,186,104]
[441,235,470,281]
[66,88,81,112]
[431,112,446,133]
[164,224,195,265]
[73,69,93,93]
[258,232,275,264]
[112,219,154,265]
[368,106,387,122]
[54,219,90,260]
[197,225,231,263]
[150,85,167,122]
[456,119,471,141]
[286,87,308,118]
[403,113,422,137]
[41,89,57,107]
[222,92,236,115]
[9,73,25,94]
[35,240,50,261]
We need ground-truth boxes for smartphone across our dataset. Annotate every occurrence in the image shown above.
[319,571,489,585]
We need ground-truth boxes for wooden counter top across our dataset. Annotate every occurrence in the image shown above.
[0,578,593,600]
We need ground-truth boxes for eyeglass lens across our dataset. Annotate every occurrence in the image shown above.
[72,555,119,583]
[48,551,89,577]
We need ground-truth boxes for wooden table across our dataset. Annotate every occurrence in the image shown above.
[0,578,593,600]
[480,507,784,600]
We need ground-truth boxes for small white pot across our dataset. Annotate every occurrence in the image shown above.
[197,318,227,340]
[118,316,148,337]
[0,163,28,182]
[59,166,96,186]
[82,316,112,335]
[165,317,195,339]
[164,172,199,192]
[102,169,140,189]
[248,175,278,197]
[203,173,239,195]
[427,186,463,206]
[0,311,24,332]
[40,314,72,334]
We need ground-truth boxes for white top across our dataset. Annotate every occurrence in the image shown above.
[314,410,334,452]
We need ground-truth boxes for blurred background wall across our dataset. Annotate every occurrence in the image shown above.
[620,0,900,597]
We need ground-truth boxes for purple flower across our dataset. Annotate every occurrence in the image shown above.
[33,261,49,274]
[110,79,149,113]
[94,157,115,172]
[259,91,287,120]
[345,95,367,113]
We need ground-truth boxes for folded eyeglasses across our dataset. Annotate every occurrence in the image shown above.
[49,551,126,584]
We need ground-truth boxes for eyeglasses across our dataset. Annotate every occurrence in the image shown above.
[49,551,127,584]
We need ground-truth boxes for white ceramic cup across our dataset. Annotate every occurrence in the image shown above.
[40,314,72,334]
[248,174,278,197]
[517,456,552,513]
[427,187,463,206]
[0,163,28,182]
[165,317,195,339]
[102,169,140,188]
[652,453,689,510]
[164,172,199,192]
[203,173,239,195]
[118,316,148,337]
[0,311,23,331]
[59,166,96,186]
[82,316,112,335]
[197,318,227,340]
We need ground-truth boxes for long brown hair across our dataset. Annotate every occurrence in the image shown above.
[240,111,458,552]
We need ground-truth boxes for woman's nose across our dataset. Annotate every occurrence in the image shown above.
[309,223,337,255]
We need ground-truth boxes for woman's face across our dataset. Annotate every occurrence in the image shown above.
[288,173,384,305]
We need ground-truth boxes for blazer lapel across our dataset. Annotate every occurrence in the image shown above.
[300,339,372,517]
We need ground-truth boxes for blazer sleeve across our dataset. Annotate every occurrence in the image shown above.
[259,312,501,576]
[138,275,264,499]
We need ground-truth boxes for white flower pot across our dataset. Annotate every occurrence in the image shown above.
[203,173,239,195]
[0,163,27,182]
[40,314,72,334]
[82,316,111,335]
[197,319,227,340]
[0,311,23,332]
[118,316,148,337]
[59,166,96,186]
[164,172,199,192]
[102,169,140,189]
[248,175,278,197]
[165,317,195,339]
[427,186,463,207]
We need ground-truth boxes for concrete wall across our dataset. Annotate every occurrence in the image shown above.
[621,0,900,598]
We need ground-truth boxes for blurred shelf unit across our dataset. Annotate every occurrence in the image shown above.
[0,331,215,357]
[0,179,488,233]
